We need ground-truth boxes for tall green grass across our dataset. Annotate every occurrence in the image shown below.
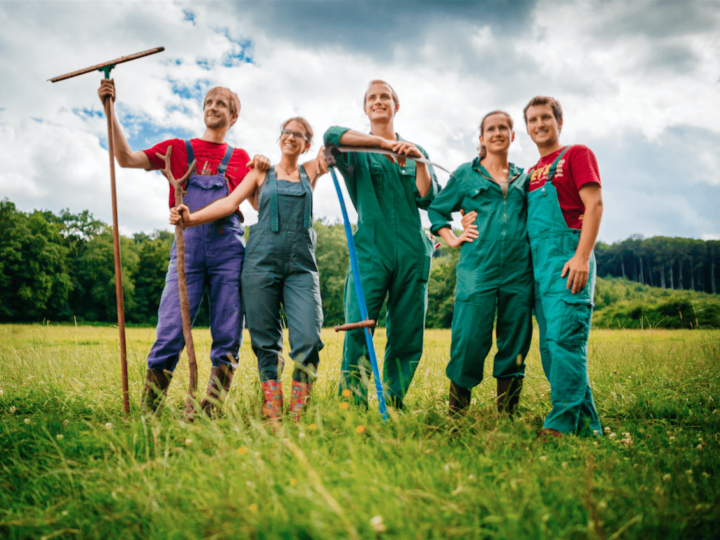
[1,324,719,539]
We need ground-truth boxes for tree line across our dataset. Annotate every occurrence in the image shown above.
[1,198,717,328]
[595,235,720,294]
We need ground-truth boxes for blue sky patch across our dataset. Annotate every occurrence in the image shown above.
[169,78,212,101]
[215,28,254,65]
[113,108,194,151]
[72,108,104,121]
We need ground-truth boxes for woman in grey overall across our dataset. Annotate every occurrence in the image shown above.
[171,117,328,423]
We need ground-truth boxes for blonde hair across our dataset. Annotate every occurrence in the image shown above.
[204,87,241,117]
[479,110,514,159]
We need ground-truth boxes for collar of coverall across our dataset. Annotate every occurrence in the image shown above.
[472,156,523,186]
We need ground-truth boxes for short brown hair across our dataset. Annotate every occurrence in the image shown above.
[204,87,241,117]
[523,96,562,125]
[281,117,314,147]
[478,111,513,160]
[363,80,399,108]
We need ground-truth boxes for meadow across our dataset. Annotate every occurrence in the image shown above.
[1,324,719,539]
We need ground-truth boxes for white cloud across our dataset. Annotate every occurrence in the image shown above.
[1,0,719,242]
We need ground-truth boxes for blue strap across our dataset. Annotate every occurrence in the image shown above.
[218,145,234,176]
[184,140,194,168]
[268,169,279,232]
[546,146,571,185]
[298,165,312,228]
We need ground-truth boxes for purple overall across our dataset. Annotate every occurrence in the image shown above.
[147,140,245,372]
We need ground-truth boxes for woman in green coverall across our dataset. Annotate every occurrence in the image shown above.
[428,111,533,416]
[171,118,327,424]
[324,80,440,410]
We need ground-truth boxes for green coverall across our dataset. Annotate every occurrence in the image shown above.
[427,158,533,389]
[324,127,440,408]
[528,147,602,436]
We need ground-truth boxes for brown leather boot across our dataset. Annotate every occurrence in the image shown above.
[200,363,235,418]
[497,377,523,417]
[141,368,173,416]
[448,380,471,417]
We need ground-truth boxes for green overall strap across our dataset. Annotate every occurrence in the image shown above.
[298,165,312,228]
[546,146,572,185]
[269,169,279,232]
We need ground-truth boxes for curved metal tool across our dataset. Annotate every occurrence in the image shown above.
[327,145,450,173]
[328,164,388,422]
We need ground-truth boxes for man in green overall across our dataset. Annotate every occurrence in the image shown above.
[324,80,440,409]
[524,96,604,437]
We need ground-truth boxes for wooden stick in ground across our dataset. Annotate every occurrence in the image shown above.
[155,147,198,419]
[102,95,130,415]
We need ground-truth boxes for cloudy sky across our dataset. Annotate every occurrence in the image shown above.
[2,0,719,243]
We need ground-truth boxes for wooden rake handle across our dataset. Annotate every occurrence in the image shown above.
[334,320,376,332]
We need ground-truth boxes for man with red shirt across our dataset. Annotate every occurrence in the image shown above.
[524,96,604,437]
[97,80,268,416]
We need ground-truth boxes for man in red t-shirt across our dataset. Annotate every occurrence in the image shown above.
[97,80,268,416]
[523,96,604,438]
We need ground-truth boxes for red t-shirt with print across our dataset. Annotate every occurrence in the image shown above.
[143,138,251,208]
[528,145,601,229]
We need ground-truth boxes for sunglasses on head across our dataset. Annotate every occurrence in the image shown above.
[281,129,309,143]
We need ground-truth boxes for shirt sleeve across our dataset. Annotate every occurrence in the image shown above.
[427,172,463,235]
[414,144,440,209]
[143,139,187,172]
[569,145,601,190]
[324,126,358,200]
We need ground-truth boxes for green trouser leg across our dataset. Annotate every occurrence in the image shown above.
[447,286,531,390]
[340,258,428,409]
[446,297,495,389]
[494,283,532,379]
[340,262,389,406]
[384,259,429,408]
[283,271,324,382]
[242,271,285,382]
[534,285,601,436]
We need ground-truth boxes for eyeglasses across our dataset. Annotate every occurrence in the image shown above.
[281,129,309,143]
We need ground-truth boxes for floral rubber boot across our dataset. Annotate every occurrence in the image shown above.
[261,380,283,427]
[289,380,312,423]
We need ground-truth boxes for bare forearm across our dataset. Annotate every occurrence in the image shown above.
[575,197,603,260]
[338,130,389,148]
[110,113,148,169]
[437,227,460,248]
[189,172,260,226]
[415,163,431,198]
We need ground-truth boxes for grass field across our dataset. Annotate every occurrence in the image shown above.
[1,324,719,539]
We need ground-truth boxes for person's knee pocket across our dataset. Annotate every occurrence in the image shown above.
[559,299,592,345]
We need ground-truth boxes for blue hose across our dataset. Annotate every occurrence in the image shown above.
[329,166,389,422]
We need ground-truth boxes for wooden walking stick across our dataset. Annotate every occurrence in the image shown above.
[49,47,165,415]
[155,148,198,420]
